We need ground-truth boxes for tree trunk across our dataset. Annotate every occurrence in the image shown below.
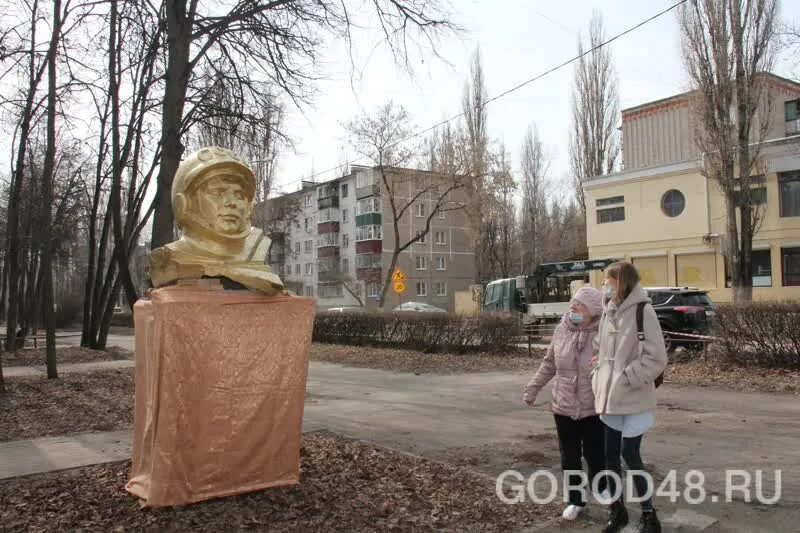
[39,0,63,379]
[151,0,193,249]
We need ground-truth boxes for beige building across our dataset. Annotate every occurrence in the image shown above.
[584,73,800,303]
[263,165,475,312]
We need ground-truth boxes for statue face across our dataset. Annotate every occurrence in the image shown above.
[195,176,251,235]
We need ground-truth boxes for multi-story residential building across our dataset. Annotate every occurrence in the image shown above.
[583,72,800,302]
[261,165,475,311]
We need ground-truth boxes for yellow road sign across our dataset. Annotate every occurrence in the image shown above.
[393,281,406,294]
[391,269,406,282]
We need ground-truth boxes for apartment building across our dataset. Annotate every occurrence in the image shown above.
[262,165,475,311]
[583,72,800,302]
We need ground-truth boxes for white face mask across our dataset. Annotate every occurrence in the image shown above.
[603,285,615,299]
[569,311,584,324]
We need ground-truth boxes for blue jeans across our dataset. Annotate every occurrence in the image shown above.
[604,424,654,511]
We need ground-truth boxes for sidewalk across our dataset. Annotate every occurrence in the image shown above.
[4,359,134,378]
[0,430,132,479]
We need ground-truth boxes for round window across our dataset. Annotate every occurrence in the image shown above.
[661,189,685,217]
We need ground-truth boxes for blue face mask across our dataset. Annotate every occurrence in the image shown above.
[569,311,584,324]
[603,285,615,299]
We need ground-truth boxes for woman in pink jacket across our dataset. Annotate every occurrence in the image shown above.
[523,287,606,521]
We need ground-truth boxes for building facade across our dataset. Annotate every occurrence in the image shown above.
[584,73,800,303]
[262,165,475,311]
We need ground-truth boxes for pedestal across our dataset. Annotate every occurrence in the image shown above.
[125,285,315,507]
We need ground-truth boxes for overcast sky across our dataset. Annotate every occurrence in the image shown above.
[272,0,800,201]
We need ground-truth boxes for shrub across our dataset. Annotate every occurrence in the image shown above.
[712,302,800,368]
[313,312,522,354]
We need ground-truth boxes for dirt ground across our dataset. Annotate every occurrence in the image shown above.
[0,432,557,532]
[311,343,800,394]
[0,369,134,442]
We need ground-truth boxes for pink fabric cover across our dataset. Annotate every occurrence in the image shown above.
[126,285,315,507]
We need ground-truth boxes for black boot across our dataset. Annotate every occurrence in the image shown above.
[636,509,661,533]
[601,500,629,533]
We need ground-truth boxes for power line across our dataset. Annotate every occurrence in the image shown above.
[274,0,690,192]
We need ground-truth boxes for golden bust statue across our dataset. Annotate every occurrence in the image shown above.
[149,146,284,294]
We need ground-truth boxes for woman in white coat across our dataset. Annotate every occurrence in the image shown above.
[592,261,668,533]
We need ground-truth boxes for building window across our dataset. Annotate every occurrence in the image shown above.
[438,209,446,219]
[342,208,349,223]
[416,230,426,244]
[356,197,380,215]
[416,203,425,217]
[304,286,314,297]
[786,100,799,121]
[305,263,313,275]
[436,256,446,270]
[367,282,381,298]
[341,257,349,274]
[725,250,772,287]
[597,206,625,224]
[342,234,349,247]
[415,255,427,270]
[779,171,800,217]
[319,208,338,223]
[752,250,772,287]
[295,241,301,254]
[782,248,800,286]
[435,231,446,245]
[734,176,767,207]
[596,196,624,207]
[295,264,301,276]
[416,281,427,297]
[356,253,382,269]
[304,240,313,253]
[304,217,311,231]
[355,225,382,241]
[341,183,349,198]
[435,281,447,296]
[661,189,685,217]
[304,195,311,207]
[318,232,339,247]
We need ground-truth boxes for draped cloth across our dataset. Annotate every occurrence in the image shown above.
[125,285,315,507]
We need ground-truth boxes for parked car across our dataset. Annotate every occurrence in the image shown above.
[645,287,714,352]
[324,307,365,314]
[392,302,447,313]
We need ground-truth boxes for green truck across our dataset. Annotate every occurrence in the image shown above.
[480,258,617,324]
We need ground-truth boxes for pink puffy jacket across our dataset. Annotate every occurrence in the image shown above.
[523,316,599,420]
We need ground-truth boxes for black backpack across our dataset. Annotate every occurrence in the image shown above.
[636,302,664,389]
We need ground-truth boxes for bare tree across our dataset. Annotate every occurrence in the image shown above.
[568,10,620,216]
[2,0,48,357]
[679,0,779,302]
[519,124,550,273]
[462,47,491,283]
[345,101,469,309]
[150,0,456,249]
[485,144,516,279]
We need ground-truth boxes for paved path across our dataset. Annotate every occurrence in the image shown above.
[5,359,134,377]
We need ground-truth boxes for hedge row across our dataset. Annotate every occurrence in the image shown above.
[313,312,522,354]
[712,302,800,368]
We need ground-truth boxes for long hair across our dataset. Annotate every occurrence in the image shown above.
[605,261,640,302]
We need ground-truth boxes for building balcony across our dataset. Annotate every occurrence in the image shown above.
[355,267,382,283]
[318,196,339,209]
[268,252,286,265]
[317,221,340,234]
[317,247,340,259]
[356,240,382,255]
[318,268,342,282]
[356,184,380,199]
[355,213,381,227]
